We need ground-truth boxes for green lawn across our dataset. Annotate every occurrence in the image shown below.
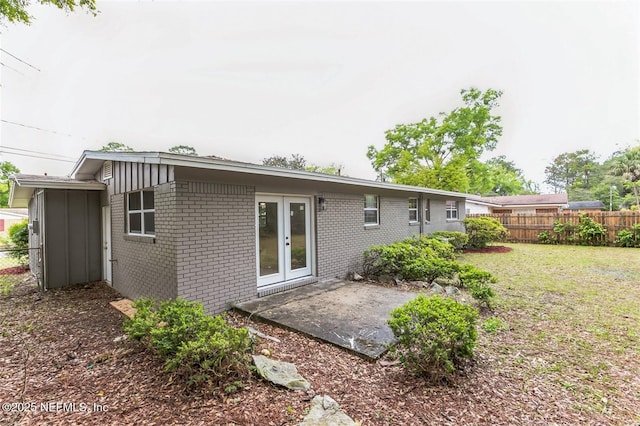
[460,243,640,420]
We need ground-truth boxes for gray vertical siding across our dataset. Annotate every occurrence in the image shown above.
[316,193,421,279]
[42,189,102,288]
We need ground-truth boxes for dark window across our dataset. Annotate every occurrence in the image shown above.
[128,190,155,235]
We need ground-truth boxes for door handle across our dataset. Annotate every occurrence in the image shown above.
[285,243,290,246]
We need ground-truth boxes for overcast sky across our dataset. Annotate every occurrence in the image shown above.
[1,1,638,190]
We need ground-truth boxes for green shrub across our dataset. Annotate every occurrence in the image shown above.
[463,216,508,249]
[124,298,253,388]
[615,224,640,248]
[481,317,509,334]
[430,231,469,251]
[388,295,478,379]
[550,215,607,246]
[362,236,456,281]
[403,235,455,260]
[6,220,29,266]
[363,237,497,287]
[457,264,497,288]
[576,214,606,246]
[537,231,557,245]
[468,281,496,308]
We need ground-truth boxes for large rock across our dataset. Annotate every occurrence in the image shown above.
[298,395,356,426]
[252,355,310,390]
[445,285,460,295]
[429,283,444,293]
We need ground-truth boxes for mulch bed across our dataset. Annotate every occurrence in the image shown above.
[0,278,624,425]
[0,266,30,275]
[461,245,513,254]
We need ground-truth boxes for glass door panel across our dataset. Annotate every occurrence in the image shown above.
[257,199,284,286]
[284,198,311,280]
[257,196,311,287]
[288,202,307,270]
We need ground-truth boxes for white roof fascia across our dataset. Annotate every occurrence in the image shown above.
[72,151,467,199]
[10,176,106,208]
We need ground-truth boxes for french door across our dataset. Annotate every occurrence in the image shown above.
[256,196,311,287]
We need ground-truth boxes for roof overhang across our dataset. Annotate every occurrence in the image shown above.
[9,175,106,208]
[70,150,468,199]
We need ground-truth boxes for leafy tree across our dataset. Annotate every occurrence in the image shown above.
[610,145,640,208]
[99,142,134,152]
[544,149,602,195]
[262,154,307,170]
[1,0,97,25]
[0,161,20,207]
[305,163,343,176]
[168,145,197,156]
[367,88,503,192]
[469,156,537,196]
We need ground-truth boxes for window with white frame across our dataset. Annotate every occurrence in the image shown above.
[424,199,431,223]
[364,195,379,226]
[128,190,155,235]
[408,198,418,223]
[446,200,458,220]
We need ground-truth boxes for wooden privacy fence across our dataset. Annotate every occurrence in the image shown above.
[466,212,640,245]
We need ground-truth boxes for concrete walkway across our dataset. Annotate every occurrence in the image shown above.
[234,280,418,359]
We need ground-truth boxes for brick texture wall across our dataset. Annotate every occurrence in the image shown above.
[316,193,420,279]
[174,181,256,315]
[110,182,178,301]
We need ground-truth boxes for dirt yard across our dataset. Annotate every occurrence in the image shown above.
[1,244,639,425]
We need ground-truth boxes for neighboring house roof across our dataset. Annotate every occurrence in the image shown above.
[0,208,29,219]
[567,200,606,210]
[9,174,106,208]
[70,150,468,198]
[466,193,569,208]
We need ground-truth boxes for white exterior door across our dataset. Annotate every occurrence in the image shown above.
[102,206,112,284]
[256,196,311,287]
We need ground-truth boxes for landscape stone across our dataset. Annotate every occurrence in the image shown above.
[351,272,364,281]
[445,285,460,295]
[430,283,444,293]
[297,395,356,426]
[252,355,310,390]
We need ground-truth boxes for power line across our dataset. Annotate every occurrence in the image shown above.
[1,146,76,160]
[0,150,76,163]
[1,119,78,138]
[0,48,41,72]
[0,61,25,76]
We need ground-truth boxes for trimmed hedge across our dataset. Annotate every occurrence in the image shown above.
[388,295,478,379]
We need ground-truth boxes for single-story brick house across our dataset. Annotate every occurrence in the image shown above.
[465,193,569,215]
[11,151,467,314]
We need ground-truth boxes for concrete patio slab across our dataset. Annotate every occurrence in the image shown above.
[234,280,418,359]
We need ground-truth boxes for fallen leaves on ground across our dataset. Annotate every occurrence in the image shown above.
[0,273,637,425]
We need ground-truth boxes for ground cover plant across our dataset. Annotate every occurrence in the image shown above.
[0,244,638,424]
